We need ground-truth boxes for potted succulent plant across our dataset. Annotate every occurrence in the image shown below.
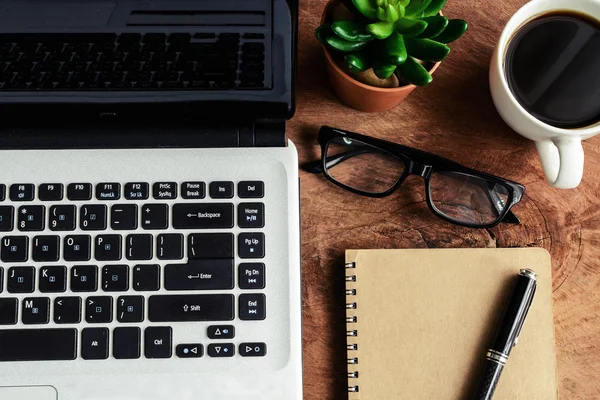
[316,0,468,112]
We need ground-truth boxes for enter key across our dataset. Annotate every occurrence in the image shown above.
[164,259,234,290]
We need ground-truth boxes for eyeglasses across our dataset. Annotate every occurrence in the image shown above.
[303,126,526,229]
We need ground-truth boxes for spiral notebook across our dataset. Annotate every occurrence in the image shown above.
[345,248,558,400]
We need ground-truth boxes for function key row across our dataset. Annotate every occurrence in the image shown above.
[0,181,264,202]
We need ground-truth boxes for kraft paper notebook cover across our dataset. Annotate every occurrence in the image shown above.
[345,248,557,400]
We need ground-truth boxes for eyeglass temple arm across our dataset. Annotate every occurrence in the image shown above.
[486,184,521,225]
[301,148,371,174]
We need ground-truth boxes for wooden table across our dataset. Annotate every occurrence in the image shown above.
[292,0,600,398]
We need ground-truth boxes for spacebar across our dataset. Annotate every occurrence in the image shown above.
[0,329,77,361]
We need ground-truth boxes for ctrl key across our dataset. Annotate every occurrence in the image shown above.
[0,329,77,361]
[145,326,172,359]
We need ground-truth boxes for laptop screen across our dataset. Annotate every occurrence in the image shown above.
[0,0,296,122]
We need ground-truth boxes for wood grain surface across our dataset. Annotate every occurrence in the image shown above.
[291,1,600,399]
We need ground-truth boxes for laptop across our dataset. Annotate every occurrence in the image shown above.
[0,1,302,399]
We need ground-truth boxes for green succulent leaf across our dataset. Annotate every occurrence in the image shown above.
[397,4,406,19]
[396,56,433,86]
[405,37,450,61]
[376,0,385,7]
[314,24,334,45]
[377,6,386,20]
[332,20,374,42]
[345,52,371,73]
[417,16,449,38]
[373,63,397,79]
[434,19,468,43]
[383,31,407,64]
[404,0,433,17]
[422,0,447,17]
[395,18,428,37]
[325,35,370,52]
[398,0,410,6]
[352,0,378,19]
[385,3,400,22]
[367,21,395,39]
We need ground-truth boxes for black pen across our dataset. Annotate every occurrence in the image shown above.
[473,269,537,400]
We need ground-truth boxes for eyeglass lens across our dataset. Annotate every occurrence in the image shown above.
[325,138,405,195]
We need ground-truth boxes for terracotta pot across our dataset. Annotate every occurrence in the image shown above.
[320,0,442,113]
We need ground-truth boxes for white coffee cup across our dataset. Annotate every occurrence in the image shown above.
[490,0,600,189]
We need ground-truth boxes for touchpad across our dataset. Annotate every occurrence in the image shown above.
[0,386,57,400]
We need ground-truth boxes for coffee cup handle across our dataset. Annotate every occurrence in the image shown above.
[535,138,584,189]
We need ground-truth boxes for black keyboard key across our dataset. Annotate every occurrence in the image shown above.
[113,327,141,359]
[194,33,216,39]
[148,294,234,322]
[144,326,172,359]
[207,325,235,339]
[22,297,50,324]
[240,342,267,357]
[141,204,168,230]
[95,234,122,261]
[176,343,203,358]
[39,265,67,293]
[7,266,35,293]
[70,265,98,292]
[188,233,233,259]
[0,267,2,293]
[153,182,177,200]
[164,260,234,291]
[9,184,35,201]
[49,205,76,231]
[117,295,144,323]
[172,203,234,229]
[238,232,265,259]
[239,263,265,289]
[133,264,160,291]
[0,329,77,361]
[1,236,28,262]
[0,298,17,325]
[125,182,149,200]
[38,183,64,201]
[207,343,235,358]
[67,183,92,200]
[64,235,91,261]
[85,296,113,323]
[0,206,14,231]
[81,327,108,360]
[96,182,121,200]
[126,234,153,260]
[80,204,107,230]
[18,205,45,231]
[239,293,266,320]
[111,204,138,230]
[157,233,183,260]
[102,264,129,292]
[181,182,206,199]
[32,235,60,262]
[54,297,82,324]
[238,181,264,198]
[209,181,234,199]
[238,203,265,228]
[0,184,4,201]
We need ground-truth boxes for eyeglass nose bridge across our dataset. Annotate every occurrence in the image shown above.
[407,162,433,179]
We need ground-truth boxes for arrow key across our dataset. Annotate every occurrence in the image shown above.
[176,343,204,358]
[207,325,235,339]
[239,342,267,357]
[54,296,82,324]
[207,343,235,358]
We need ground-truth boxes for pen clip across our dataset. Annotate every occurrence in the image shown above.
[513,283,537,347]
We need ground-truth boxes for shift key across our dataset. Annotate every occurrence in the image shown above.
[148,294,234,322]
[173,203,233,229]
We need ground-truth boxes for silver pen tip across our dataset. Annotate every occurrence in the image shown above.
[519,269,537,280]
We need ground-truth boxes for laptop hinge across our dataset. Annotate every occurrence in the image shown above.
[251,119,287,148]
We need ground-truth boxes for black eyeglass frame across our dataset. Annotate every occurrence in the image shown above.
[306,126,526,229]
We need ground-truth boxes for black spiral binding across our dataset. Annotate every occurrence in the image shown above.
[346,261,359,394]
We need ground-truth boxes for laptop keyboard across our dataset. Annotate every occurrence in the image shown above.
[0,181,267,361]
[0,32,266,91]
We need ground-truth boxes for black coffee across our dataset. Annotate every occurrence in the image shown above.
[505,12,600,129]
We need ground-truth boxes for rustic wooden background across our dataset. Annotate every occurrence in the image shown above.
[291,0,600,398]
